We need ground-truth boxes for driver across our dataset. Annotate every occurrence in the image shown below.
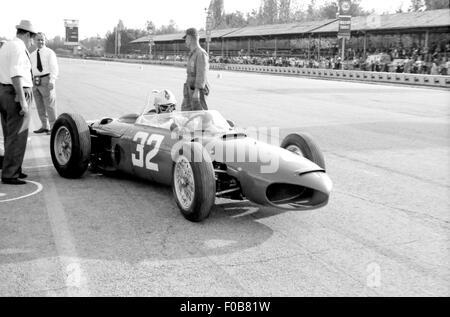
[153,89,177,114]
[148,89,182,130]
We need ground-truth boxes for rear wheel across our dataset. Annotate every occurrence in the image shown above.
[281,133,326,169]
[50,113,91,179]
[172,142,216,222]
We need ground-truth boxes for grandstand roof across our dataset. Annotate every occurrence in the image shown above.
[130,28,241,44]
[311,8,450,33]
[221,19,336,38]
[131,9,450,44]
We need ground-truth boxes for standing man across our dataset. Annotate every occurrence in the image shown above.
[30,32,59,134]
[0,41,5,167]
[0,20,36,185]
[181,28,210,111]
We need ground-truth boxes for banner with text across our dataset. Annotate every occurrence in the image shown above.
[64,20,79,46]
[338,0,352,39]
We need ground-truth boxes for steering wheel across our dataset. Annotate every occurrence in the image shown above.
[180,112,209,130]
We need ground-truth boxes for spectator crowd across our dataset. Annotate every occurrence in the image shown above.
[206,43,450,75]
[103,42,450,76]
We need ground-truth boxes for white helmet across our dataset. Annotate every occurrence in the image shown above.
[153,89,177,114]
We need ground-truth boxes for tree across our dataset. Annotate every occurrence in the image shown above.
[278,0,292,23]
[408,0,425,11]
[46,36,66,51]
[146,21,155,33]
[223,11,248,28]
[209,0,225,28]
[307,0,318,21]
[260,0,279,24]
[246,9,260,26]
[423,0,450,10]
[318,1,339,19]
[155,20,180,35]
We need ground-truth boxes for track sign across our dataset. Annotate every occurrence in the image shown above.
[338,0,351,40]
[338,16,351,39]
[64,19,79,46]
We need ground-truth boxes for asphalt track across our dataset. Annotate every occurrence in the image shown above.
[0,58,449,297]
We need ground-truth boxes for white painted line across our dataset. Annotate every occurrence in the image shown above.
[28,119,91,296]
[23,164,53,170]
[0,180,43,203]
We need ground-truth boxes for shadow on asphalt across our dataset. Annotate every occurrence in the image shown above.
[1,170,281,265]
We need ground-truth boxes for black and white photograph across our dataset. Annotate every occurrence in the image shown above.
[0,0,449,302]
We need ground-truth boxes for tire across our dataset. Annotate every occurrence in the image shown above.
[172,142,216,222]
[50,113,91,179]
[281,133,326,169]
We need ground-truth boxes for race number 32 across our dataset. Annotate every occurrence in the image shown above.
[132,132,165,171]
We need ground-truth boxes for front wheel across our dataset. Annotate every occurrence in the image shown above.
[172,142,216,222]
[281,133,326,169]
[50,113,91,179]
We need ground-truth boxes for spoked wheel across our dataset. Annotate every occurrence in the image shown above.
[172,142,216,222]
[173,156,196,211]
[50,113,91,179]
[281,133,326,169]
[54,126,73,166]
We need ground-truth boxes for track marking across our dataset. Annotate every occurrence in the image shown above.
[23,164,53,170]
[28,120,91,296]
[0,180,43,203]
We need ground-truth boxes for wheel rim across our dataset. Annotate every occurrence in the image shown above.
[286,145,304,157]
[174,156,195,210]
[54,126,72,166]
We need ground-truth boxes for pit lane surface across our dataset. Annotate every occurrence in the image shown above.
[0,58,448,296]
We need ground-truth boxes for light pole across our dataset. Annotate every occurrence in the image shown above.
[205,8,213,55]
[148,30,154,60]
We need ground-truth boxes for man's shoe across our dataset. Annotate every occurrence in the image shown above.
[2,178,27,185]
[19,173,28,179]
[34,128,49,134]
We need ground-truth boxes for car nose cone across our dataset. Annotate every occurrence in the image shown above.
[298,172,333,195]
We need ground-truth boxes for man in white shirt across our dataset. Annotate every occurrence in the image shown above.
[30,32,59,134]
[0,20,35,185]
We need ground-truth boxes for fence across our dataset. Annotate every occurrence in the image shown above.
[81,56,450,88]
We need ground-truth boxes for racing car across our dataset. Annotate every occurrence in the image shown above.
[50,93,332,222]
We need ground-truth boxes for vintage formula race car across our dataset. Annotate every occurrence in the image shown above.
[50,107,332,222]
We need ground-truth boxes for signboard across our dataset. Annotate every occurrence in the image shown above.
[338,15,351,39]
[206,11,213,43]
[64,19,79,46]
[338,0,351,39]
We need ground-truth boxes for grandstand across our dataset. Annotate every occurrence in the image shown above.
[131,9,450,59]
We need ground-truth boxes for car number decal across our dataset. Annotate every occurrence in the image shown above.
[131,132,165,171]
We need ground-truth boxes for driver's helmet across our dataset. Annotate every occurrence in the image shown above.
[153,89,177,114]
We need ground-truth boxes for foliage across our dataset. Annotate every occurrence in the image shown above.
[423,0,449,10]
[209,0,371,28]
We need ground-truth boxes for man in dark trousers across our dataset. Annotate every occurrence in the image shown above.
[0,20,36,185]
[181,28,210,111]
[30,32,59,134]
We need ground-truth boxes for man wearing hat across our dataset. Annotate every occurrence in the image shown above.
[0,20,36,185]
[181,28,210,111]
